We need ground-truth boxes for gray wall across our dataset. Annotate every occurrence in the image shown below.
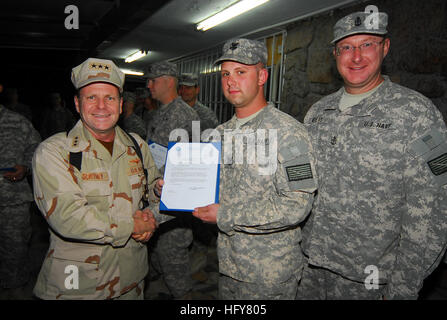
[281,0,447,123]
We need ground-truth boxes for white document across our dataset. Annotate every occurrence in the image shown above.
[148,140,168,169]
[160,142,221,212]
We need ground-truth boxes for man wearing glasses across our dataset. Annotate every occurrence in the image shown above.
[298,10,447,299]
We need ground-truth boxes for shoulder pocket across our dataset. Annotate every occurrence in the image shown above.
[409,128,447,186]
[278,140,317,192]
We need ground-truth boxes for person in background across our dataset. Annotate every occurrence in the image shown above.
[39,92,76,140]
[179,73,219,131]
[0,103,41,299]
[145,61,200,299]
[178,72,220,283]
[120,91,147,140]
[4,88,33,122]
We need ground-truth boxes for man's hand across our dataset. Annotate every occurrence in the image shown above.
[4,165,27,183]
[192,204,219,224]
[132,209,158,242]
[153,179,164,198]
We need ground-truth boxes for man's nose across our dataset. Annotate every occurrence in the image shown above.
[352,46,363,62]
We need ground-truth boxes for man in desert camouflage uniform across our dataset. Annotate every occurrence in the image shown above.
[298,9,447,300]
[193,38,317,299]
[179,73,219,131]
[32,57,164,300]
[121,91,147,140]
[0,104,40,299]
[145,61,200,299]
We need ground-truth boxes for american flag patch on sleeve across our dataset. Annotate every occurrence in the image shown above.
[285,163,313,182]
[428,153,447,176]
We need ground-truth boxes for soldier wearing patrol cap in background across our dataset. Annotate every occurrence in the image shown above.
[179,73,219,131]
[32,57,165,299]
[120,91,147,140]
[145,61,200,299]
[193,38,317,299]
[298,8,447,300]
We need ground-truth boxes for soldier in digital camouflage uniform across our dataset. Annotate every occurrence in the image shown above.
[193,38,317,299]
[179,72,219,280]
[32,57,166,300]
[298,10,447,300]
[145,61,200,299]
[121,91,147,140]
[179,73,219,131]
[0,105,40,299]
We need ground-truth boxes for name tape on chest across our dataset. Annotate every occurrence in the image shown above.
[285,163,313,182]
[81,172,109,181]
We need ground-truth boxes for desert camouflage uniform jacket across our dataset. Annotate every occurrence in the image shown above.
[215,103,317,284]
[32,120,162,299]
[303,77,447,299]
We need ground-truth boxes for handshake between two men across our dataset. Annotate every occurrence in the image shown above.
[131,178,164,243]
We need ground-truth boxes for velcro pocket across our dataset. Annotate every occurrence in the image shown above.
[278,141,316,192]
[48,242,103,296]
[409,128,447,186]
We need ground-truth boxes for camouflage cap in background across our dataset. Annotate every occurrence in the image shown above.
[71,58,125,92]
[146,61,178,79]
[179,73,198,86]
[332,11,388,43]
[214,38,268,66]
[123,91,136,103]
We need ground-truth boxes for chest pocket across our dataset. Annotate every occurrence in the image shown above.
[354,119,396,152]
[79,171,112,213]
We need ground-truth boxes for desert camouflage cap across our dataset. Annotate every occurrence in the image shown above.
[214,38,268,66]
[71,57,125,92]
[179,73,198,86]
[146,61,178,79]
[332,11,388,43]
[123,91,136,103]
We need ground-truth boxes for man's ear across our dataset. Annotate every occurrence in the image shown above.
[382,38,391,58]
[119,96,123,115]
[74,95,80,114]
[258,67,268,86]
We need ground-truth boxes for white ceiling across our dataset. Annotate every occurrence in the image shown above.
[101,0,357,72]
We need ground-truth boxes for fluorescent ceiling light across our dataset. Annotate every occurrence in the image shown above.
[121,69,144,76]
[196,0,270,31]
[125,50,147,63]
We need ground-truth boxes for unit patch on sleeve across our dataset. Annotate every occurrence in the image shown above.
[285,163,313,182]
[427,153,447,176]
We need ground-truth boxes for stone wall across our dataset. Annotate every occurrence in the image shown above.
[281,0,447,123]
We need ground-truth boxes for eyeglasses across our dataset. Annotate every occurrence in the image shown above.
[335,39,385,56]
